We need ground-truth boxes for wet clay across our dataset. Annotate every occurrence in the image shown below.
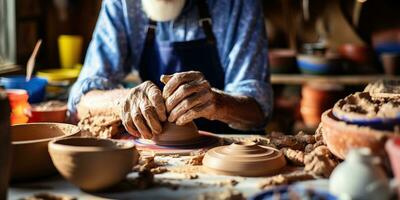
[333,92,400,120]
[152,122,201,146]
[364,80,400,95]
[203,142,287,177]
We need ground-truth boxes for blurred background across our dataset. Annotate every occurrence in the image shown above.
[0,0,399,133]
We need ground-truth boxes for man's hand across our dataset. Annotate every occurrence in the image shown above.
[161,71,218,125]
[120,81,167,139]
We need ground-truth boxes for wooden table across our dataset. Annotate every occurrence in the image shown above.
[270,74,400,85]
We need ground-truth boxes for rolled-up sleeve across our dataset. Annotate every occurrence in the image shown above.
[68,0,130,115]
[219,0,273,123]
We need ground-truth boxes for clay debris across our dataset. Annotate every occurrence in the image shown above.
[78,114,122,138]
[258,172,314,189]
[197,189,244,200]
[304,146,339,178]
[186,153,205,166]
[281,148,305,166]
[334,92,400,119]
[364,80,400,94]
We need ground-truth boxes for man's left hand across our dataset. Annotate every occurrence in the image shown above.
[160,71,219,125]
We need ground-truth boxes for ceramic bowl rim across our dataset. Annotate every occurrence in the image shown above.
[49,137,135,152]
[12,123,80,145]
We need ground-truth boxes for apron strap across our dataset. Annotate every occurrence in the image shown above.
[197,0,216,44]
[144,0,216,44]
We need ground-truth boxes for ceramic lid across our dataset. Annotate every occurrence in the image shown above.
[152,122,201,146]
[203,142,287,177]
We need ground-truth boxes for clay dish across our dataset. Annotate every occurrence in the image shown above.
[48,137,138,191]
[29,101,67,123]
[11,123,80,181]
[321,109,396,159]
[152,122,201,146]
[203,142,286,177]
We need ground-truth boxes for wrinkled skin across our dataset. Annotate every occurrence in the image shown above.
[161,71,218,125]
[120,81,167,139]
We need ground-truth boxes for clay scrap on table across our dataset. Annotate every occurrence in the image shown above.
[333,92,400,120]
[258,171,315,189]
[364,80,400,95]
[78,114,123,138]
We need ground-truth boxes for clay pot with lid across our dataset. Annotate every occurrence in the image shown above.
[49,137,139,191]
[203,142,286,177]
[320,109,396,159]
[11,123,80,181]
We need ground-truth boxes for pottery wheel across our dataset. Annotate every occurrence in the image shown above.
[203,142,287,177]
[151,122,202,146]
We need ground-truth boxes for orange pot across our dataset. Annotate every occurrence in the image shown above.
[6,90,30,125]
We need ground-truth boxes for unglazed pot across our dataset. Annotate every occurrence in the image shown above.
[11,123,80,181]
[203,142,286,177]
[49,137,139,191]
[152,122,201,146]
[330,148,390,200]
[321,110,395,159]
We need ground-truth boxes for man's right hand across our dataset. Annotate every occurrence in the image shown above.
[120,81,167,139]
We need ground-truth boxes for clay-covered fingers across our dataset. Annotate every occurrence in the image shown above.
[162,71,204,99]
[160,74,172,85]
[139,102,162,135]
[175,101,214,125]
[168,89,213,122]
[145,83,167,121]
[165,80,210,112]
[120,99,140,137]
[130,110,152,139]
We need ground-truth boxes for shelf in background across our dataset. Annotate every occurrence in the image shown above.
[0,65,22,76]
[271,74,400,85]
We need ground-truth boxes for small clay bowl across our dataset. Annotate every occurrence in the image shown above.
[297,54,342,75]
[203,142,286,177]
[268,49,297,74]
[321,110,395,159]
[11,123,80,181]
[29,102,67,123]
[49,137,138,191]
[152,122,201,146]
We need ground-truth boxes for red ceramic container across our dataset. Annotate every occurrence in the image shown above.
[6,90,30,125]
[29,107,67,123]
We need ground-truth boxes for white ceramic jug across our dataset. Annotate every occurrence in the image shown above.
[330,148,391,200]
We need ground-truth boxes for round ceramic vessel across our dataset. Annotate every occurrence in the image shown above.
[48,137,138,191]
[321,110,395,159]
[11,123,80,181]
[203,142,286,177]
[152,122,201,146]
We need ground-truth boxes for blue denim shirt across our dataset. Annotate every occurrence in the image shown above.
[68,0,273,125]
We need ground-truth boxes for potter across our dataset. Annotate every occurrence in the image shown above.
[68,0,272,138]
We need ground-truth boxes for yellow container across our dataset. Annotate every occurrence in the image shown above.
[58,35,83,68]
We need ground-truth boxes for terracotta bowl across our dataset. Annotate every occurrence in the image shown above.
[49,137,139,191]
[321,110,395,159]
[203,142,286,177]
[152,122,201,146]
[29,105,67,123]
[11,123,80,181]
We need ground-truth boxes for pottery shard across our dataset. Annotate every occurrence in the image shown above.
[304,146,339,178]
[258,172,314,189]
[185,154,205,166]
[281,148,305,166]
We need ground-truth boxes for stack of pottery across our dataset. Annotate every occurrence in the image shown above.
[300,83,343,128]
[320,92,399,159]
[268,49,297,74]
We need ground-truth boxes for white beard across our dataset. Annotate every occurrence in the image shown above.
[142,0,186,22]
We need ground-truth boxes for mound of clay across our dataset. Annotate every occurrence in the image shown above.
[333,92,400,120]
[203,142,286,177]
[152,122,201,146]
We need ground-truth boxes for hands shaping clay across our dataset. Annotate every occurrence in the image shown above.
[203,142,287,177]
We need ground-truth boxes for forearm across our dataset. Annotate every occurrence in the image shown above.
[76,89,130,120]
[212,88,266,130]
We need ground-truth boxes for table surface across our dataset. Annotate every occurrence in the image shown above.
[8,135,330,200]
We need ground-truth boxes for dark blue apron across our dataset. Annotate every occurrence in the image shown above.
[138,0,246,134]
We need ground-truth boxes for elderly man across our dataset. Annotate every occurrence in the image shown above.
[68,0,272,138]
